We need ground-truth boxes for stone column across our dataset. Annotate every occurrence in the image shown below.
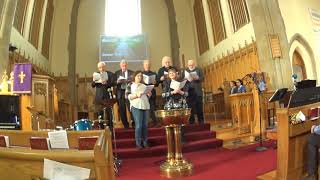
[68,0,80,107]
[247,0,292,89]
[0,0,17,75]
[165,0,181,68]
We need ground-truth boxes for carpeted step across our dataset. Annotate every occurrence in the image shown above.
[115,138,223,159]
[185,131,216,141]
[115,144,168,159]
[114,127,165,139]
[114,123,211,139]
[114,131,216,149]
[182,138,223,153]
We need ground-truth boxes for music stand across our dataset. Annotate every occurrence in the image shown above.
[96,99,121,175]
[269,88,288,103]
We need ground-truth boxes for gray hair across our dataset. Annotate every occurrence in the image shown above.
[97,62,106,67]
[120,59,127,64]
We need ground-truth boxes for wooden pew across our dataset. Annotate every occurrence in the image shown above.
[0,129,115,180]
[275,102,320,180]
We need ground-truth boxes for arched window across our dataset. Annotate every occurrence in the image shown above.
[105,0,141,36]
[292,50,307,81]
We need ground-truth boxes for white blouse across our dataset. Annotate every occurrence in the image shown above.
[128,83,150,110]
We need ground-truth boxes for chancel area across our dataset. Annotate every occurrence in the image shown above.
[0,0,320,179]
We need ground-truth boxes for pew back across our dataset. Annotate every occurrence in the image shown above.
[0,129,114,180]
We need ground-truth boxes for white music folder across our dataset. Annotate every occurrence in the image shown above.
[43,159,91,180]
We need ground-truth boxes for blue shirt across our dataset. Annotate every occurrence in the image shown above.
[238,85,246,93]
[314,125,320,135]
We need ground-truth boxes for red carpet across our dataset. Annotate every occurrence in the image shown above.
[116,141,276,180]
[113,124,223,159]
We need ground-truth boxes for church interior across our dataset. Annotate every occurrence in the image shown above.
[0,0,320,179]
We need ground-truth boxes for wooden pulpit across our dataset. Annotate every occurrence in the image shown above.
[21,74,57,130]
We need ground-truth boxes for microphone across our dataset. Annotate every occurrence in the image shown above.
[292,74,298,90]
[108,88,113,99]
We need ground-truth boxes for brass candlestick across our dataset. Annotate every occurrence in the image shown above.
[156,109,193,178]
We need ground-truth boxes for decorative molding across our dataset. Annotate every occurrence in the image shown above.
[34,82,47,96]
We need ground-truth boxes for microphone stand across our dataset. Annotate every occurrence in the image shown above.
[255,85,268,152]
[107,88,122,176]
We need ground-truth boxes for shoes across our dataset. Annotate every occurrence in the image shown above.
[143,142,150,148]
[136,146,143,150]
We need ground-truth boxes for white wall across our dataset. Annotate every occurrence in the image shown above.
[141,0,171,72]
[76,0,105,77]
[190,0,256,66]
[50,0,74,76]
[279,0,320,81]
[173,0,197,65]
[50,0,173,76]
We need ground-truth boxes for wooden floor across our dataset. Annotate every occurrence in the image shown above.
[257,170,277,180]
[205,117,265,149]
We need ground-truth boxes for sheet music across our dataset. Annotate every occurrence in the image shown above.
[93,72,108,83]
[143,74,156,84]
[44,159,91,180]
[135,84,154,94]
[185,70,198,81]
[118,76,127,81]
[48,130,69,149]
[144,85,154,94]
[170,80,187,90]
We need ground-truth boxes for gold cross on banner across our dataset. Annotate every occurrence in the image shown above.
[18,71,26,83]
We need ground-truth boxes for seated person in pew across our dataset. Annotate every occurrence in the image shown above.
[235,79,246,93]
[230,81,238,94]
[305,125,320,180]
[162,67,189,143]
[125,71,151,149]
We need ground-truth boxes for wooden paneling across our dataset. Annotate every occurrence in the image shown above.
[42,0,54,59]
[193,0,209,55]
[228,0,250,31]
[13,0,28,34]
[207,0,226,45]
[29,0,45,48]
[202,41,259,92]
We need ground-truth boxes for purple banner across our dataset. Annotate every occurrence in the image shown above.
[13,63,32,94]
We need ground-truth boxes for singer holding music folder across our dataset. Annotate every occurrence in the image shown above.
[125,71,151,149]
[162,68,189,143]
[115,60,134,129]
[182,59,205,124]
[157,56,175,88]
[142,60,159,127]
[91,62,115,129]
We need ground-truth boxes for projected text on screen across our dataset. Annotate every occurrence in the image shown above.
[100,35,148,62]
